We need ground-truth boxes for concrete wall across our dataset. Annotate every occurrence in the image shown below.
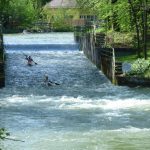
[75,26,143,85]
[0,25,5,88]
[75,28,150,87]
[75,28,117,84]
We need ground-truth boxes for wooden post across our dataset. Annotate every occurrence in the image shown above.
[143,0,148,60]
[112,48,116,84]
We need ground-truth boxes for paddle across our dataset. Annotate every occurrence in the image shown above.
[48,80,60,85]
[44,75,60,86]
[54,82,60,85]
[33,60,38,65]
[23,54,38,65]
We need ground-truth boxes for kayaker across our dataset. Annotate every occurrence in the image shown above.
[25,55,37,66]
[44,75,60,86]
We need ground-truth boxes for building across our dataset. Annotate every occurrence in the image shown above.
[44,0,96,28]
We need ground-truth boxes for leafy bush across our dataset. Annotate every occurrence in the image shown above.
[106,31,134,48]
[127,58,150,78]
[0,128,10,140]
[42,7,78,32]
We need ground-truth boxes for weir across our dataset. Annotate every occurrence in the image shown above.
[0,33,150,150]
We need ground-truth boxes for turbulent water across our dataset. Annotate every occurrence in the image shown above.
[0,33,150,150]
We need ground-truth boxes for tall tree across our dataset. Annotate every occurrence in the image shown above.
[0,0,12,27]
[76,0,150,59]
[0,0,51,29]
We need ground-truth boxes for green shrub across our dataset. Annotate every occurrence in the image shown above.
[106,31,134,48]
[127,58,150,78]
[0,128,10,140]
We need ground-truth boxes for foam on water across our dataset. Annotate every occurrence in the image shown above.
[4,33,76,45]
[2,127,150,150]
[1,94,150,111]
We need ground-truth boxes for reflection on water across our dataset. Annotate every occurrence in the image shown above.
[0,33,150,150]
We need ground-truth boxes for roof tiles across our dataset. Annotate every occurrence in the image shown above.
[47,0,77,8]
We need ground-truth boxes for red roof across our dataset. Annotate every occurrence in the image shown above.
[47,0,77,8]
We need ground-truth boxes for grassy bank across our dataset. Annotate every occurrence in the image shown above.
[116,49,150,62]
[116,50,150,79]
[116,54,138,62]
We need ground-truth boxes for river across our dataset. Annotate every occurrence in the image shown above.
[0,33,150,150]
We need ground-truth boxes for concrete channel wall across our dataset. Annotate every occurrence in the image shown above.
[0,25,5,88]
[74,25,123,84]
[74,25,150,87]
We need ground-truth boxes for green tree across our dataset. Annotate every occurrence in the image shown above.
[76,0,150,59]
[0,0,51,30]
[42,8,75,32]
[0,0,12,28]
[6,0,38,29]
[128,0,149,59]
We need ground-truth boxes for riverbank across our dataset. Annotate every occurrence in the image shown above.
[74,26,150,87]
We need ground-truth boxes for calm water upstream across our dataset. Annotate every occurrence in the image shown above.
[0,33,150,150]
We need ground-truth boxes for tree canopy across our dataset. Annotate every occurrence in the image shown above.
[77,0,150,59]
[0,0,52,30]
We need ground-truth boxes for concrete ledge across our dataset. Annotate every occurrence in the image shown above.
[116,75,150,87]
